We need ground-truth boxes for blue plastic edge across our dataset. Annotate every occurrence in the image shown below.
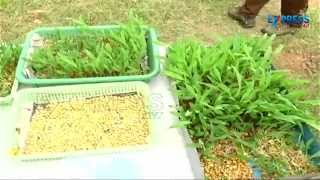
[249,124,320,180]
[248,161,262,179]
[249,65,320,179]
[296,124,320,165]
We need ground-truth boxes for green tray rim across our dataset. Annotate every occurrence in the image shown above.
[15,25,160,86]
[0,79,19,105]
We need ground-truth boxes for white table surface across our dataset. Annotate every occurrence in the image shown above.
[0,53,203,179]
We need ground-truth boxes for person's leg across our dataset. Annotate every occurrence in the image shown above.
[239,0,270,17]
[261,0,309,36]
[228,0,269,28]
[281,0,308,15]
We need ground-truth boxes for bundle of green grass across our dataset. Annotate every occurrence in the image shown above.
[165,35,320,177]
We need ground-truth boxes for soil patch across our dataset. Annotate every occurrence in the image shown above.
[275,52,320,76]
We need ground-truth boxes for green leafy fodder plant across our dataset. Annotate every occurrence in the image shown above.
[165,35,320,177]
[29,16,148,78]
[0,42,22,97]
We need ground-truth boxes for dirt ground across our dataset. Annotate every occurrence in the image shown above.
[253,0,319,79]
[276,52,320,76]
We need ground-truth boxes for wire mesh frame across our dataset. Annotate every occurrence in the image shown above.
[11,81,155,161]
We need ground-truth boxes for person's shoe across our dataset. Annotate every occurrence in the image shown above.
[261,24,300,36]
[228,7,256,28]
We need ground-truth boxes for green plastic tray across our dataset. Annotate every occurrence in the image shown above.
[16,25,160,86]
[11,81,156,161]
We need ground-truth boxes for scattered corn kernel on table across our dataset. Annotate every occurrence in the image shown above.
[0,48,203,179]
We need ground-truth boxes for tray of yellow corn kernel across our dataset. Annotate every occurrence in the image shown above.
[10,81,155,161]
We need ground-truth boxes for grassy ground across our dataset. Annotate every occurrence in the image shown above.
[0,1,319,43]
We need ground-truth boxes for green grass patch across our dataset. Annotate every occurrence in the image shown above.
[0,43,21,97]
[0,0,9,9]
[29,17,148,78]
[165,35,320,177]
